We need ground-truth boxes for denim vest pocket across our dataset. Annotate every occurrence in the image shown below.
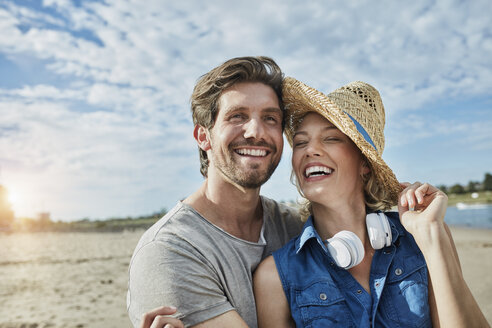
[295,281,355,328]
[381,259,431,328]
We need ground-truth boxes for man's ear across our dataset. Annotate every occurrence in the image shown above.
[194,125,211,151]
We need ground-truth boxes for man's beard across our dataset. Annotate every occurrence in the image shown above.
[212,140,280,189]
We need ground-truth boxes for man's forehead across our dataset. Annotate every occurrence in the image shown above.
[216,82,281,113]
[220,105,282,115]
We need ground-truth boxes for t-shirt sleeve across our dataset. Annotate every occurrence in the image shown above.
[127,237,234,327]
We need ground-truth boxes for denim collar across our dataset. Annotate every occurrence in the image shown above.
[295,212,405,254]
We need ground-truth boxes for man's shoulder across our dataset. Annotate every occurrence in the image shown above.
[261,196,301,222]
[133,202,205,252]
[260,196,303,251]
[127,202,238,328]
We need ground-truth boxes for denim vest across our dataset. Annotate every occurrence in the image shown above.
[273,212,431,328]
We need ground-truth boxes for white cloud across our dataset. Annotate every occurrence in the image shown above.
[0,96,195,219]
[0,0,491,219]
[0,84,85,100]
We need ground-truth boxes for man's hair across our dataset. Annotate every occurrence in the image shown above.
[191,56,284,177]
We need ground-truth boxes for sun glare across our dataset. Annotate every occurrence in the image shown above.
[7,190,18,205]
[5,187,27,216]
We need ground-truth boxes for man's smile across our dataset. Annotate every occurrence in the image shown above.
[235,148,269,157]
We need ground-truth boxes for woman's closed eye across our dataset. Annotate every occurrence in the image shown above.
[323,136,341,142]
[293,140,308,148]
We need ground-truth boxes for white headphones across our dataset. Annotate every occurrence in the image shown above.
[325,212,392,269]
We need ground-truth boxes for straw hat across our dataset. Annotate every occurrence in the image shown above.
[282,77,401,205]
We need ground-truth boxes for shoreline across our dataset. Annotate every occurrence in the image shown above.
[1,223,491,235]
[5,202,492,233]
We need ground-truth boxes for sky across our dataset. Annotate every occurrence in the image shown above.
[0,0,491,221]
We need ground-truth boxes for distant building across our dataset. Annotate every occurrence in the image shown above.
[37,212,51,223]
[0,185,14,229]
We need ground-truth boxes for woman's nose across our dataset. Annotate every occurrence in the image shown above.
[306,141,322,157]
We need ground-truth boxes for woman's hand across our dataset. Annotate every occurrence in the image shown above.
[398,182,490,327]
[397,182,448,246]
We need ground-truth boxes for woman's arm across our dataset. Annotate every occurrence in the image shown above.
[399,182,489,328]
[427,224,464,328]
[253,256,296,328]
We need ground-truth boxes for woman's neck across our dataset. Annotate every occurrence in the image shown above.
[311,197,368,243]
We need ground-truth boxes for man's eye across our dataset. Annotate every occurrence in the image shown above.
[230,114,245,120]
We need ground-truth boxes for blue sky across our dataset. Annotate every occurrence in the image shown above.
[0,0,491,221]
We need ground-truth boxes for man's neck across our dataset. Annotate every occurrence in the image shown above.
[183,176,263,242]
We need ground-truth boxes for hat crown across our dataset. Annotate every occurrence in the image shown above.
[327,81,385,154]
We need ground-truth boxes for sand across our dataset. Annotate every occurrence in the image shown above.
[0,227,491,327]
[449,227,492,323]
[0,231,141,328]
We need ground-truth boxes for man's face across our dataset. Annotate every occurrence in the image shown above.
[207,82,284,189]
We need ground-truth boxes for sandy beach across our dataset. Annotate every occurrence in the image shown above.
[448,227,492,323]
[1,226,491,327]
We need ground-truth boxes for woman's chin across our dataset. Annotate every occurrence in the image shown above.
[303,189,335,204]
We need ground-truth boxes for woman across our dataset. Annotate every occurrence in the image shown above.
[253,79,489,327]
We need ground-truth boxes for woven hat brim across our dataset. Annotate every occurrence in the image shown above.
[282,77,401,205]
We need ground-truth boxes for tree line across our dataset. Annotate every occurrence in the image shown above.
[437,172,492,195]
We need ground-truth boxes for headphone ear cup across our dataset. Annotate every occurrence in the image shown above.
[326,231,364,269]
[366,212,392,249]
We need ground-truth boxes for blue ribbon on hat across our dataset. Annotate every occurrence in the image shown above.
[345,112,377,151]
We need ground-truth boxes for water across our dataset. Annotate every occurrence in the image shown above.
[445,204,492,229]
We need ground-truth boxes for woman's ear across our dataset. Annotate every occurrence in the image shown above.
[194,125,211,151]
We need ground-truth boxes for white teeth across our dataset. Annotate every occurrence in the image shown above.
[305,166,333,178]
[236,148,267,157]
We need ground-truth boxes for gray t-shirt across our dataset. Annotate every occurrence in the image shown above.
[127,196,302,328]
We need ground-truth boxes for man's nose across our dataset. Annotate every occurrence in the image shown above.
[243,118,265,140]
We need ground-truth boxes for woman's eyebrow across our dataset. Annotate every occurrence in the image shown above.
[294,125,337,138]
[293,130,308,138]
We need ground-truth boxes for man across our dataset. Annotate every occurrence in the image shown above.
[127,57,303,328]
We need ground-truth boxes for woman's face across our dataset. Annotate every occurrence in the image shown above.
[292,112,368,206]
